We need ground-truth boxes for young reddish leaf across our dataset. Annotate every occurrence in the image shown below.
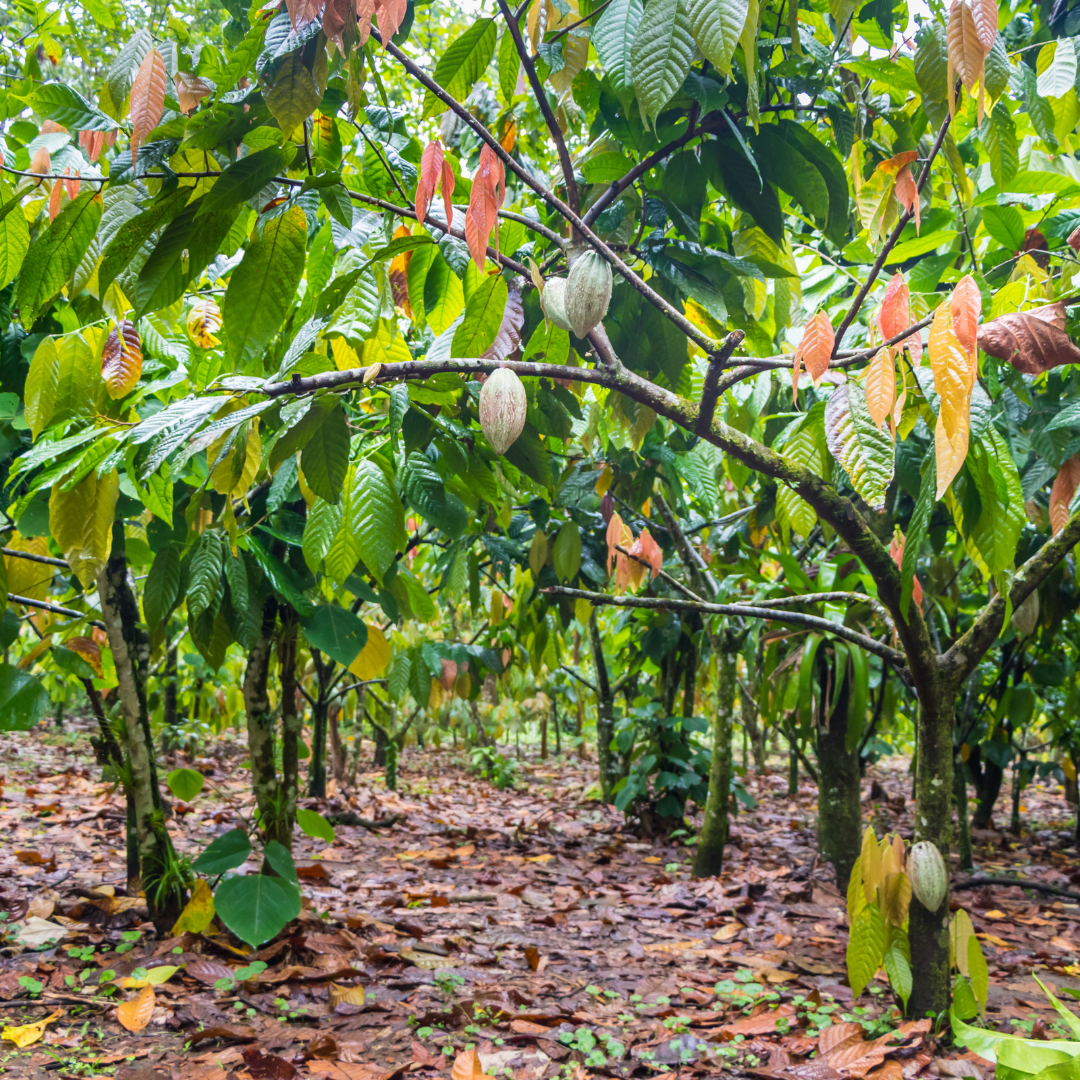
[48,179,63,222]
[1069,226,1080,253]
[129,47,167,168]
[969,0,998,55]
[875,150,918,178]
[791,350,803,405]
[415,140,444,225]
[63,169,80,201]
[375,0,408,41]
[865,348,896,433]
[101,320,143,400]
[947,0,986,118]
[891,534,923,608]
[606,511,626,575]
[286,0,324,31]
[950,274,981,359]
[29,146,51,175]
[797,311,834,388]
[928,302,974,442]
[175,73,213,114]
[1050,456,1080,535]
[877,273,909,344]
[356,0,376,45]
[324,0,357,50]
[465,144,505,270]
[80,130,105,163]
[631,527,663,580]
[440,157,456,228]
[894,167,920,234]
[978,302,1080,374]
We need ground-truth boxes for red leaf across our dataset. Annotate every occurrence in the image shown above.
[130,47,167,168]
[979,303,1080,374]
[441,157,456,229]
[357,0,376,45]
[891,534,923,608]
[894,166,920,234]
[465,144,505,269]
[950,273,981,359]
[415,139,444,225]
[286,0,324,31]
[1050,456,1080,535]
[795,311,834,397]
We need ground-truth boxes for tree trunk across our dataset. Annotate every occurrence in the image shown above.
[693,644,735,878]
[966,745,1003,828]
[816,656,860,895]
[308,649,331,798]
[278,611,300,849]
[553,695,561,756]
[97,522,183,932]
[907,688,955,1019]
[955,750,973,870]
[540,702,548,759]
[329,705,345,781]
[162,643,179,730]
[1010,753,1024,836]
[244,594,288,844]
[787,728,798,795]
[589,611,618,802]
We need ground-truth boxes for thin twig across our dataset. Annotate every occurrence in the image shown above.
[8,594,105,629]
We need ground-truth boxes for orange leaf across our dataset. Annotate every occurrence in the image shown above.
[29,146,51,175]
[928,301,974,442]
[877,272,909,344]
[636,527,663,580]
[451,1048,495,1080]
[969,0,998,55]
[865,348,896,433]
[130,47,167,168]
[1050,456,1080,535]
[500,120,517,152]
[796,311,834,388]
[440,158,456,228]
[894,167,920,234]
[80,130,105,163]
[935,410,970,500]
[117,985,155,1033]
[48,179,63,222]
[101,320,143,400]
[890,534,923,608]
[65,636,103,677]
[374,0,408,41]
[791,349,803,405]
[950,274,982,359]
[415,139,444,225]
[465,144,505,269]
[875,150,919,177]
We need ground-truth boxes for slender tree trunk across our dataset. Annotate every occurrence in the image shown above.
[573,632,587,759]
[553,695,561,756]
[816,656,860,894]
[1010,753,1024,835]
[97,522,183,931]
[329,705,345,781]
[693,644,735,877]
[162,643,178,730]
[787,729,799,795]
[244,595,287,842]
[908,685,955,1019]
[955,751,973,870]
[308,649,330,798]
[589,611,618,802]
[540,701,548,759]
[967,746,1004,828]
[278,611,300,850]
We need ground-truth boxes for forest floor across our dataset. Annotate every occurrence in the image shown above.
[0,721,1078,1080]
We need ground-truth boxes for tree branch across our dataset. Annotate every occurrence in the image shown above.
[542,585,907,667]
[9,593,105,629]
[1,547,69,568]
[697,331,745,436]
[559,664,596,692]
[831,115,951,355]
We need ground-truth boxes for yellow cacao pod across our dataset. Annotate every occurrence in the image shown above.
[907,841,947,911]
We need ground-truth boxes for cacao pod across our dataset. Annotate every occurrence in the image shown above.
[564,250,612,338]
[907,841,947,911]
[540,277,573,331]
[479,367,527,456]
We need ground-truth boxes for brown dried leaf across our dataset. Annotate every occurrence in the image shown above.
[978,303,1080,374]
[101,320,143,400]
[451,1048,496,1080]
[242,1048,299,1080]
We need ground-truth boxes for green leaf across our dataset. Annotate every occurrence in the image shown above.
[301,604,368,666]
[296,808,336,843]
[768,120,850,247]
[824,382,895,512]
[167,768,204,802]
[982,103,1019,189]
[188,531,224,620]
[300,403,351,505]
[684,0,746,78]
[0,665,49,731]
[914,22,948,102]
[752,124,829,222]
[700,138,783,245]
[968,934,989,1011]
[0,194,30,291]
[193,828,252,874]
[498,20,522,103]
[98,187,191,297]
[422,19,498,120]
[846,902,885,1002]
[963,429,1024,579]
[264,51,323,140]
[553,521,582,582]
[351,458,406,580]
[982,203,1025,250]
[883,929,912,1010]
[1033,975,1080,1040]
[630,0,695,128]
[31,83,117,131]
[451,274,509,357]
[984,35,1011,101]
[774,407,829,540]
[16,192,103,329]
[263,839,299,885]
[504,422,554,489]
[901,450,935,619]
[224,204,307,368]
[302,498,344,574]
[214,872,300,947]
[593,0,644,97]
[144,544,182,628]
[1037,39,1077,98]
[401,452,468,538]
[198,146,291,218]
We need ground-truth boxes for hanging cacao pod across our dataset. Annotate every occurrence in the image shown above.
[907,841,948,911]
[540,277,573,331]
[479,367,527,455]
[564,250,613,338]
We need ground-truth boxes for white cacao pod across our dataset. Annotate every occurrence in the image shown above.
[479,367,527,456]
[540,277,573,332]
[907,841,948,911]
[564,250,613,338]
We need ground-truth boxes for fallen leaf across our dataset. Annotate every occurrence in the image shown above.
[1,1009,62,1048]
[452,1048,496,1080]
[242,1047,299,1080]
[328,981,366,1008]
[117,986,155,1034]
[172,879,215,935]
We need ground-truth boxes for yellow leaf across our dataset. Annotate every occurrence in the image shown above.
[860,826,882,905]
[935,411,970,500]
[115,964,181,989]
[171,879,215,936]
[210,419,261,498]
[864,348,896,432]
[1,1009,62,1048]
[49,468,120,588]
[328,981,366,1008]
[349,625,390,679]
[928,302,974,442]
[5,534,52,602]
[117,985,155,1033]
[331,336,359,371]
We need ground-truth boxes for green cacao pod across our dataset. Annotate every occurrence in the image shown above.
[478,367,527,455]
[907,840,947,911]
[565,250,613,338]
[540,277,573,331]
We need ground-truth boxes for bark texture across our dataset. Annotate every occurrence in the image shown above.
[693,645,735,878]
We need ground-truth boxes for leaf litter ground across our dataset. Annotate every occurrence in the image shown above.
[0,722,1078,1079]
